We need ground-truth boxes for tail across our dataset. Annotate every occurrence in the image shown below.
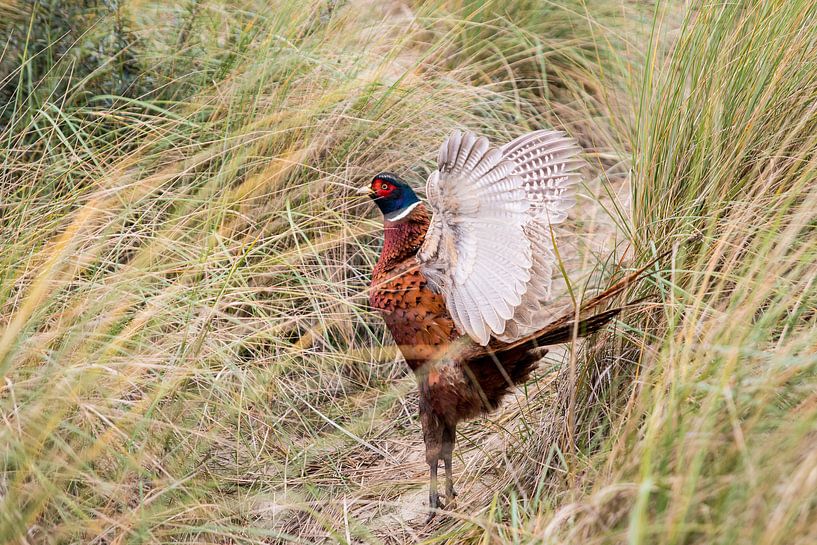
[491,238,691,356]
[454,239,694,413]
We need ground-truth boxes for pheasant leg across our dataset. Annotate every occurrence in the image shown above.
[422,406,446,522]
[442,423,457,499]
[427,459,442,522]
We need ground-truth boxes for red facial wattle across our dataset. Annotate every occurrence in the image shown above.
[368,172,420,217]
[373,179,395,198]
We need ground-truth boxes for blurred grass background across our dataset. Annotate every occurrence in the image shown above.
[1,0,816,543]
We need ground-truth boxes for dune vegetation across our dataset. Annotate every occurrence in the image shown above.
[1,0,816,543]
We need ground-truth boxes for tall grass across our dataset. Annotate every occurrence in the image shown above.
[449,2,817,544]
[620,3,817,543]
[1,0,815,543]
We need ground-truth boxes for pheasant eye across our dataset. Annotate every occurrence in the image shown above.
[381,183,389,190]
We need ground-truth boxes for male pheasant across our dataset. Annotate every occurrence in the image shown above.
[361,129,630,520]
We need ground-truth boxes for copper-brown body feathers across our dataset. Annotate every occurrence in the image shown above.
[369,203,623,517]
[370,204,556,418]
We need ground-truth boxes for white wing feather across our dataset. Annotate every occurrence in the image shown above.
[418,129,582,345]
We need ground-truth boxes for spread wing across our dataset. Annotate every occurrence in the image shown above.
[417,129,582,345]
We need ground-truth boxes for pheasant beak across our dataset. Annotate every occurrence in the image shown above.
[356,184,373,197]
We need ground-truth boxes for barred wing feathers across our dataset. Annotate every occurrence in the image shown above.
[501,129,583,224]
[417,129,582,345]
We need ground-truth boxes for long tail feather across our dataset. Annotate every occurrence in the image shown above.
[492,236,696,354]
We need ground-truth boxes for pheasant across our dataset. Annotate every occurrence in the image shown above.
[360,129,641,520]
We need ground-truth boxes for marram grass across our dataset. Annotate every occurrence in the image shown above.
[1,0,816,544]
[451,2,817,544]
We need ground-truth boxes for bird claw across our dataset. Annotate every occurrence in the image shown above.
[426,492,445,523]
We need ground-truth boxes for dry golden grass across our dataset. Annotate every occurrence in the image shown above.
[1,1,816,544]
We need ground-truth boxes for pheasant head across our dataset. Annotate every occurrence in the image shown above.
[359,172,421,222]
